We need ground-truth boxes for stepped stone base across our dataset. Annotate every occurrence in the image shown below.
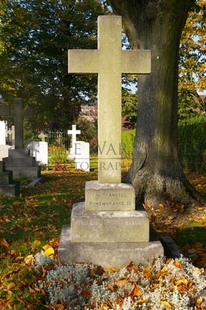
[71,202,149,242]
[0,161,20,196]
[58,225,164,268]
[58,181,164,268]
[85,181,135,211]
[3,148,41,178]
[0,184,20,197]
[5,166,40,179]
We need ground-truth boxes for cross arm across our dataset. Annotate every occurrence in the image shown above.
[0,104,11,116]
[121,50,151,74]
[68,50,99,74]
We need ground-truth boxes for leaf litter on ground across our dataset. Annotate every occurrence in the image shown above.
[0,169,206,308]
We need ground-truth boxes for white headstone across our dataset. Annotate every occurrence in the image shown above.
[0,145,12,160]
[74,141,90,171]
[27,141,48,165]
[67,125,81,159]
[38,132,48,142]
[0,121,6,145]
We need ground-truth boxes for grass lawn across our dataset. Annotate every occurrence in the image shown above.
[0,167,206,308]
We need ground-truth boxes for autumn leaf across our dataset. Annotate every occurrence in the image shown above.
[173,260,183,269]
[161,300,172,309]
[45,304,65,309]
[143,266,151,278]
[176,279,189,294]
[115,278,129,288]
[81,289,92,297]
[129,284,142,298]
[107,284,114,291]
[24,254,34,265]
[1,238,10,249]
[136,299,148,304]
[42,244,55,257]
[32,240,41,247]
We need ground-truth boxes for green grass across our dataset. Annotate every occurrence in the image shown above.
[0,168,205,308]
[175,226,206,246]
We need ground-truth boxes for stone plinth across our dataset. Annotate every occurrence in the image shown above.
[85,181,135,211]
[0,161,20,197]
[58,189,164,267]
[3,149,40,178]
[71,202,149,243]
[59,225,164,268]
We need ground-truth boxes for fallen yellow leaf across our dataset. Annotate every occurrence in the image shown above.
[24,254,34,265]
[161,300,172,309]
[143,266,151,278]
[43,245,55,257]
[33,240,41,247]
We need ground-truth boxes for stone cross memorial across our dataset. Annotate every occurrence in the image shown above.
[0,98,30,149]
[59,16,163,267]
[68,16,151,183]
[0,98,40,178]
[38,132,48,142]
[67,124,81,159]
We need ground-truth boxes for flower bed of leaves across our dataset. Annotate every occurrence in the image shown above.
[34,254,206,309]
[0,169,206,309]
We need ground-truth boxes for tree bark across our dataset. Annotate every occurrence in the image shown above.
[108,0,200,208]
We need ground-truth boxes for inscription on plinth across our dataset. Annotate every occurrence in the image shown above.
[85,180,135,211]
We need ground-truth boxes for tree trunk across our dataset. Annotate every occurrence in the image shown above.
[108,0,200,208]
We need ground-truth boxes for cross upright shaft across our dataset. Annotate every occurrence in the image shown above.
[68,16,151,183]
[0,98,25,149]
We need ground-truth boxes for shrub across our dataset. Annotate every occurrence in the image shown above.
[121,130,135,160]
[48,145,68,166]
[36,255,206,309]
[178,115,206,172]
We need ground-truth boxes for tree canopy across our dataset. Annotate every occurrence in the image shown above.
[178,0,206,118]
[0,0,205,133]
[0,0,107,131]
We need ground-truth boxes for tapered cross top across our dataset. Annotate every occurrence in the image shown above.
[67,125,81,150]
[68,16,151,183]
[38,132,48,142]
[0,98,30,149]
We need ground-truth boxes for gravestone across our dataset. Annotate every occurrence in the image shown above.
[0,121,6,145]
[67,125,81,160]
[58,16,164,267]
[74,141,90,171]
[0,161,20,197]
[27,133,48,166]
[0,121,12,160]
[0,98,40,178]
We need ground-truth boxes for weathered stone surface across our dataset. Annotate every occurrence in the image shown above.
[71,202,149,243]
[68,16,151,183]
[3,149,40,178]
[85,180,135,211]
[59,225,164,268]
[0,184,19,197]
[0,171,13,184]
[58,15,164,268]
